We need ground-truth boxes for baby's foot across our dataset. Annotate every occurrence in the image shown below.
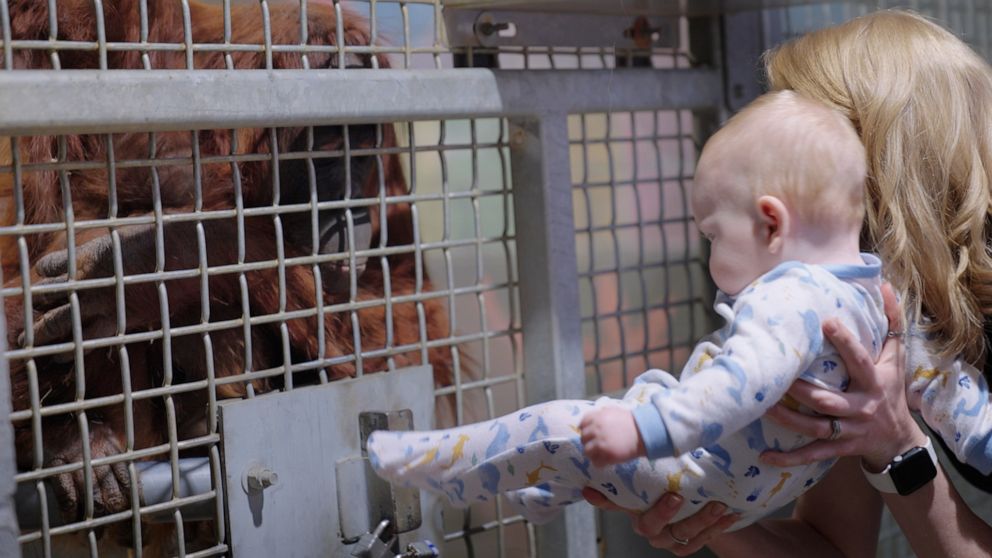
[367,430,448,485]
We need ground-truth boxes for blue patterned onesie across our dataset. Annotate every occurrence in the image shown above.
[368,254,992,528]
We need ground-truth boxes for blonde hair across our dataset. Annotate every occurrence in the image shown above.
[765,10,992,364]
[699,90,866,231]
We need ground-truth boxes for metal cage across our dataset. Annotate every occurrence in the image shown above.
[0,2,991,558]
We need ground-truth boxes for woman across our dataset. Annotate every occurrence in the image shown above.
[585,10,992,556]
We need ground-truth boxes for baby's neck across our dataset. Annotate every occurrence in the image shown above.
[779,228,864,267]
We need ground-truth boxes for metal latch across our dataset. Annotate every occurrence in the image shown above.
[350,519,439,558]
[338,409,423,545]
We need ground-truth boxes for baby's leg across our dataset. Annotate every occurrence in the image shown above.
[503,483,586,525]
[368,399,609,522]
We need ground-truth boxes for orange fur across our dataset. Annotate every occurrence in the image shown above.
[3,0,454,537]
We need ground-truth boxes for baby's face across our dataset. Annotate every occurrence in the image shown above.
[692,154,777,296]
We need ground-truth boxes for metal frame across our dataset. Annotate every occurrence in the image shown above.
[0,270,19,558]
[0,69,720,135]
[510,114,594,558]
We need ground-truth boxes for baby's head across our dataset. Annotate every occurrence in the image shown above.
[693,90,867,294]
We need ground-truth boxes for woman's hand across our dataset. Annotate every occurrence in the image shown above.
[761,284,927,470]
[581,488,738,556]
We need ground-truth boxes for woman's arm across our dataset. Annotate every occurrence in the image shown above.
[880,464,992,557]
[706,453,992,558]
[708,457,882,558]
[581,459,881,558]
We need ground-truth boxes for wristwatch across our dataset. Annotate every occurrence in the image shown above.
[861,436,938,495]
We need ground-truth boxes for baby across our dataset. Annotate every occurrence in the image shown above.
[367,91,900,528]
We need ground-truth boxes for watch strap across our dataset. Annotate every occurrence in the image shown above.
[861,436,937,494]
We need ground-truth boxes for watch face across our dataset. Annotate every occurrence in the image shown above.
[890,447,938,496]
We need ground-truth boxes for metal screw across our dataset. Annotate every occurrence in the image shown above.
[246,466,278,491]
[476,21,510,37]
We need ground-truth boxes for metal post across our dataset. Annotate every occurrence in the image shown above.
[510,114,596,558]
[0,267,21,558]
[722,10,766,112]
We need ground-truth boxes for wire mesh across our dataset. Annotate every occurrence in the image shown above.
[0,0,694,73]
[1,116,524,556]
[0,3,985,69]
[412,117,532,558]
[570,109,712,399]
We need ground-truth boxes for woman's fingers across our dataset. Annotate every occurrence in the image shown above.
[583,488,735,554]
[644,502,733,555]
[581,487,627,514]
[761,437,859,467]
[823,317,880,392]
[651,513,740,556]
[763,405,866,466]
[784,379,865,417]
[766,290,916,469]
[766,403,836,439]
[881,282,904,331]
[631,493,685,537]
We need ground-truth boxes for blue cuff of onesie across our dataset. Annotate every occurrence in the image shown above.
[632,404,674,460]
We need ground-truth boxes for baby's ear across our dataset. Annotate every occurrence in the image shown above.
[756,195,789,253]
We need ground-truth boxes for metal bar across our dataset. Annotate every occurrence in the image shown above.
[0,68,721,135]
[0,268,20,558]
[723,9,765,112]
[509,114,595,558]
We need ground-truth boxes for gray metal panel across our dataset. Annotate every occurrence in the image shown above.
[218,365,439,558]
[509,115,595,558]
[0,69,721,135]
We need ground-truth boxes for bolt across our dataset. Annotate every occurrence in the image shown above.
[510,127,526,147]
[476,21,510,37]
[246,466,278,491]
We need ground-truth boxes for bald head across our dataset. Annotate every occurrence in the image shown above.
[695,90,866,231]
